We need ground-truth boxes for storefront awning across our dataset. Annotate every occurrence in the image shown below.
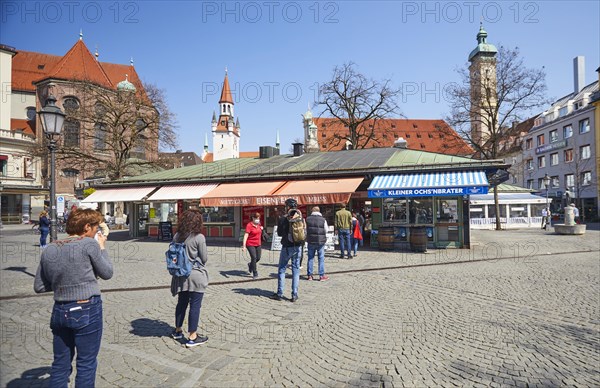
[147,183,218,201]
[368,171,489,198]
[273,177,363,204]
[200,181,287,207]
[81,186,158,203]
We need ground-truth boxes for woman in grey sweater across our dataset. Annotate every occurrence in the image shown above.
[34,208,113,388]
[170,209,209,347]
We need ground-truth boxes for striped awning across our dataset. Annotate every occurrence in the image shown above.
[147,183,218,201]
[368,171,489,198]
[81,186,158,203]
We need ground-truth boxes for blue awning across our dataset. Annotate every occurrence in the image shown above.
[368,171,489,198]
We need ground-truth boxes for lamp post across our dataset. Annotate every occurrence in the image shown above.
[543,174,550,225]
[38,95,65,242]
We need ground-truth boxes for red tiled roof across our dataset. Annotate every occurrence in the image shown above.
[203,153,214,163]
[12,51,61,92]
[312,118,473,156]
[10,118,36,136]
[12,40,145,95]
[42,40,112,88]
[219,73,233,104]
[215,116,240,136]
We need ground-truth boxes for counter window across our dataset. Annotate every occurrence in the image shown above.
[199,207,234,223]
[436,199,458,223]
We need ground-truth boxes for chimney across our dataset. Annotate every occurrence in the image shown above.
[292,142,304,157]
[574,56,585,93]
[394,137,408,149]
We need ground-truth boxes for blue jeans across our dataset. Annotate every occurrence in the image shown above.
[338,229,351,257]
[351,238,360,255]
[40,227,49,247]
[175,291,204,333]
[277,246,301,297]
[307,243,325,277]
[50,295,103,388]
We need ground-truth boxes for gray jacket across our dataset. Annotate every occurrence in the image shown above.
[34,236,113,302]
[170,233,209,296]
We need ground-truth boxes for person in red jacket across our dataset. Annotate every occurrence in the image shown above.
[242,212,264,279]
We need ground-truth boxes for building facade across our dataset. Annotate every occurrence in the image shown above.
[522,57,598,220]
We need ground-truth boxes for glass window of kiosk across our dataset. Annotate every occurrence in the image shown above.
[487,204,507,218]
[383,198,408,223]
[199,207,234,223]
[435,199,459,223]
[410,198,433,224]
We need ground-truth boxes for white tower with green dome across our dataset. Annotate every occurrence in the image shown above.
[468,23,497,148]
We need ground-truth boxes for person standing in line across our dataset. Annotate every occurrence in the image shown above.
[39,210,50,248]
[541,207,548,229]
[335,203,353,259]
[351,211,363,257]
[170,209,210,347]
[242,212,263,279]
[306,206,329,281]
[34,208,113,387]
[272,198,304,302]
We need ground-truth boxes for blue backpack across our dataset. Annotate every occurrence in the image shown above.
[166,241,195,277]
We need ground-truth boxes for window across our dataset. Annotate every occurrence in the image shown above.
[537,156,545,168]
[0,158,7,176]
[565,174,574,188]
[63,97,80,113]
[579,118,590,133]
[24,157,33,178]
[26,106,36,121]
[135,135,146,157]
[63,120,80,147]
[62,168,79,178]
[416,133,422,138]
[95,102,107,118]
[549,129,558,142]
[526,159,533,170]
[428,133,433,139]
[94,123,106,150]
[538,178,547,190]
[525,138,533,150]
[526,179,534,189]
[550,153,559,166]
[581,171,592,186]
[551,176,559,188]
[580,144,590,159]
[537,134,545,146]
[563,125,573,138]
[564,149,573,162]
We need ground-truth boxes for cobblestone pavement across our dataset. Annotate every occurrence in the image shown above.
[1,224,598,387]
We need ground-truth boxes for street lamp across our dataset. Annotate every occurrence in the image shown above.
[543,173,550,224]
[38,94,65,242]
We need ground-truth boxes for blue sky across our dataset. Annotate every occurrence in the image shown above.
[2,1,599,155]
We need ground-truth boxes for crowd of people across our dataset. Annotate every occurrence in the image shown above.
[33,199,367,386]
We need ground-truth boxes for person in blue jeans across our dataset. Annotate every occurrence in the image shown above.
[34,208,113,388]
[335,203,353,259]
[306,206,329,281]
[272,198,304,302]
[39,210,50,248]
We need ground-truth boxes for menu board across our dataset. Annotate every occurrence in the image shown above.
[159,221,173,241]
[270,226,335,252]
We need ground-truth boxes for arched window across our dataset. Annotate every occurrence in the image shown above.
[63,96,80,113]
[94,123,107,150]
[63,120,80,147]
[26,106,36,121]
[62,168,80,178]
[95,102,107,118]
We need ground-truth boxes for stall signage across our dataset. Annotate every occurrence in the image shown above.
[368,186,488,198]
[202,193,352,207]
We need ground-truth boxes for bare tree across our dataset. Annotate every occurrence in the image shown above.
[32,80,178,181]
[446,46,549,230]
[316,62,401,150]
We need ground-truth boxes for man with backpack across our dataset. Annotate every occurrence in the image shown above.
[272,198,305,302]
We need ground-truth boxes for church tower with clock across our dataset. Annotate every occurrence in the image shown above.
[211,70,240,161]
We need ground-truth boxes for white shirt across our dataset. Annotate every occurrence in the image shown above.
[541,208,548,217]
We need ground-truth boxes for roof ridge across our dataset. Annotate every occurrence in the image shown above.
[43,40,112,87]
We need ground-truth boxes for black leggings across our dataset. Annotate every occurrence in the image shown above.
[246,245,261,274]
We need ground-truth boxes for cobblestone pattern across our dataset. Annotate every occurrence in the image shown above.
[1,225,598,387]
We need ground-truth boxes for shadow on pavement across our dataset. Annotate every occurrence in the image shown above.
[219,270,250,278]
[4,266,36,277]
[6,366,52,388]
[129,318,172,337]
[231,287,274,298]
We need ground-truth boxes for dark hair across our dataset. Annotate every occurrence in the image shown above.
[285,198,298,208]
[177,209,204,241]
[66,208,103,235]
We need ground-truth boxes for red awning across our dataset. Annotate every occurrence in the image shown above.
[200,177,363,207]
